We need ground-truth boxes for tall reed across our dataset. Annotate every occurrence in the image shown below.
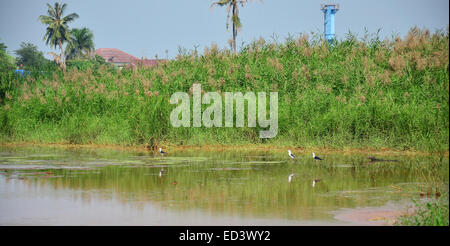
[0,27,448,150]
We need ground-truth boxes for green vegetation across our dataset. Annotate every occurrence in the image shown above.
[0,40,15,71]
[14,42,55,69]
[0,41,16,104]
[396,154,449,226]
[65,27,95,60]
[39,2,79,69]
[397,192,449,226]
[0,27,448,151]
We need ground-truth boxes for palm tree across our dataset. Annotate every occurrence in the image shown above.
[65,27,95,60]
[210,0,261,54]
[38,2,79,69]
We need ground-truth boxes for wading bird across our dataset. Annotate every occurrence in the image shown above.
[159,169,165,177]
[159,148,167,156]
[312,152,323,160]
[312,178,321,187]
[288,150,297,159]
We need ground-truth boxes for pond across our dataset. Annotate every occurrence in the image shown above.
[0,146,448,225]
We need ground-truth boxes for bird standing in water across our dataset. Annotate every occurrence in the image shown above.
[159,148,167,156]
[312,152,323,160]
[312,178,321,187]
[288,150,297,159]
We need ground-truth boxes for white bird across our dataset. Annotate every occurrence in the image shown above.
[288,173,295,183]
[312,152,323,160]
[159,148,167,155]
[159,169,165,177]
[312,178,321,187]
[288,150,297,159]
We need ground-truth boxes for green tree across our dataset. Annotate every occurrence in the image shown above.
[0,42,7,55]
[0,40,15,71]
[0,40,15,105]
[210,0,261,54]
[65,27,95,60]
[14,42,48,69]
[38,2,79,69]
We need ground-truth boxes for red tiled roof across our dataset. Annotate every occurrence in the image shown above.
[95,48,165,68]
[95,48,139,63]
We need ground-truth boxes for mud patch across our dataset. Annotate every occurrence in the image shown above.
[333,202,414,226]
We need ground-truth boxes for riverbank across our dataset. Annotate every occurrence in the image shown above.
[1,141,448,157]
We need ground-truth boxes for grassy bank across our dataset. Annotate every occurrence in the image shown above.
[397,191,449,226]
[0,27,448,151]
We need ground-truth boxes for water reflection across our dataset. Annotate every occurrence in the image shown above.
[0,146,448,225]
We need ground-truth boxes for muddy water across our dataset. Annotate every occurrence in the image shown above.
[0,146,448,225]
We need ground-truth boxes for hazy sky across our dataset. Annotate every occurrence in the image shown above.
[0,0,448,59]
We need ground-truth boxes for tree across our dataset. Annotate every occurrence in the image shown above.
[1,40,16,104]
[210,0,261,54]
[0,42,7,55]
[65,27,95,60]
[14,42,48,69]
[0,40,15,71]
[38,2,79,69]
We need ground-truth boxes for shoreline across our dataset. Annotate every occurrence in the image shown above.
[1,141,448,157]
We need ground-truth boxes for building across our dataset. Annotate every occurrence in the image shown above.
[95,48,162,69]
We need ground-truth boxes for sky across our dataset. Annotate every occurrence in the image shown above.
[0,0,448,60]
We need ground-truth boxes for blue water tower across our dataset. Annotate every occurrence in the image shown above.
[321,4,339,42]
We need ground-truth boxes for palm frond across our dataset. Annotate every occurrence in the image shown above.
[65,27,95,60]
[210,0,231,9]
[232,15,242,31]
[38,15,54,24]
[46,3,55,18]
[60,3,68,16]
[63,13,79,24]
